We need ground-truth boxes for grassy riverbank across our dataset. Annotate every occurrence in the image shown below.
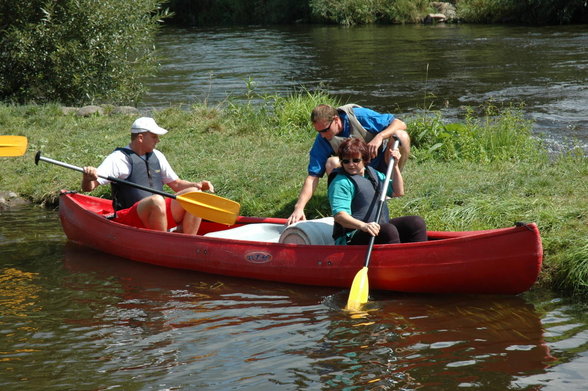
[1,94,587,296]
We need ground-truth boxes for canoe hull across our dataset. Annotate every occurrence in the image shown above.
[59,192,543,294]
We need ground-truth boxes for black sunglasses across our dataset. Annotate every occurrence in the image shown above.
[317,119,334,133]
[341,158,363,164]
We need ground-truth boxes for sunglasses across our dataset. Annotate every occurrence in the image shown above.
[341,158,363,164]
[317,119,334,133]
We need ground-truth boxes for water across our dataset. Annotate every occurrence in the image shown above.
[1,206,587,390]
[143,24,588,154]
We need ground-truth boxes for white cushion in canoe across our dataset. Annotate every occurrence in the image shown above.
[279,217,335,245]
[203,223,285,243]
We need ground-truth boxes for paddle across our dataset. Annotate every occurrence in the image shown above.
[34,151,240,225]
[346,135,401,311]
[0,136,28,156]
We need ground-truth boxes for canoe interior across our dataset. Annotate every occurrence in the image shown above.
[70,191,458,241]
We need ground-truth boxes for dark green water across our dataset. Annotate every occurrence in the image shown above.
[2,23,587,390]
[1,206,587,390]
[144,24,587,154]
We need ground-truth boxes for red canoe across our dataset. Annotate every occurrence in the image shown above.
[58,191,543,295]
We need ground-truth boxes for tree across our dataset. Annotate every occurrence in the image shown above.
[0,0,170,105]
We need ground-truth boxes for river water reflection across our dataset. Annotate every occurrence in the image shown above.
[144,24,587,153]
[1,206,587,390]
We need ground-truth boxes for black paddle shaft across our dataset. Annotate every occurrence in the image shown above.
[34,151,178,200]
[363,135,401,268]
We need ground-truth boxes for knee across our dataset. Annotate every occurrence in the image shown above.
[408,216,427,241]
[325,156,340,175]
[393,129,411,150]
[396,128,410,142]
[147,195,166,214]
[412,215,426,230]
[379,223,400,244]
[390,215,427,242]
[390,129,410,170]
[402,215,426,233]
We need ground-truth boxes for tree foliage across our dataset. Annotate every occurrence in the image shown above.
[164,0,311,25]
[309,0,433,25]
[309,0,383,26]
[308,0,588,25]
[456,0,588,24]
[0,0,170,105]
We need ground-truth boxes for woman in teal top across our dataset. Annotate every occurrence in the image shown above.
[328,138,427,245]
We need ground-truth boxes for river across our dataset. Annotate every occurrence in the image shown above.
[1,205,588,390]
[143,24,587,154]
[2,24,588,390]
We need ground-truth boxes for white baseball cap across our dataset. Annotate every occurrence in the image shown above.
[130,117,168,135]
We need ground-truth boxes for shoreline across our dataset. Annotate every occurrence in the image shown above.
[0,191,30,210]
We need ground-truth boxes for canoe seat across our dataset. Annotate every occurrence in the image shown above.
[203,223,285,243]
[278,217,335,245]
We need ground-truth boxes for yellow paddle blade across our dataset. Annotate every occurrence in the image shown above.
[346,266,369,311]
[177,191,240,225]
[0,136,27,156]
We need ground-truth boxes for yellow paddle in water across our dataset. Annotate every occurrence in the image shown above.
[346,136,400,311]
[34,151,240,225]
[0,136,28,156]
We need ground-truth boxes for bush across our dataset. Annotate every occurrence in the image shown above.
[309,0,431,25]
[310,0,382,25]
[455,0,521,23]
[455,0,588,24]
[0,0,170,106]
[165,0,311,25]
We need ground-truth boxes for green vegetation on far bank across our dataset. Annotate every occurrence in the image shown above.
[165,0,588,26]
[1,93,587,297]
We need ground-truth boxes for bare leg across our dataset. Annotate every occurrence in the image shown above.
[136,195,167,231]
[386,129,411,171]
[325,156,341,176]
[171,187,202,235]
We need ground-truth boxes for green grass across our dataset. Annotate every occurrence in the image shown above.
[1,93,587,296]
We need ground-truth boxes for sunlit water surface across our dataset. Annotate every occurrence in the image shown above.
[1,206,587,390]
[143,24,588,154]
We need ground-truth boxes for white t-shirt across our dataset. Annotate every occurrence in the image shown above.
[96,146,179,186]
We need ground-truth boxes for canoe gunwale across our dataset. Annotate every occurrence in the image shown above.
[57,191,543,294]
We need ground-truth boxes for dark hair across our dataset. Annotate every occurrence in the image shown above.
[337,138,370,163]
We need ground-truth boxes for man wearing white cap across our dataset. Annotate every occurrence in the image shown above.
[81,117,214,234]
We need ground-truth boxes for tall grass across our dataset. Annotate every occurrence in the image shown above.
[309,0,432,25]
[409,103,544,163]
[1,93,587,296]
[455,0,588,24]
[455,0,519,23]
